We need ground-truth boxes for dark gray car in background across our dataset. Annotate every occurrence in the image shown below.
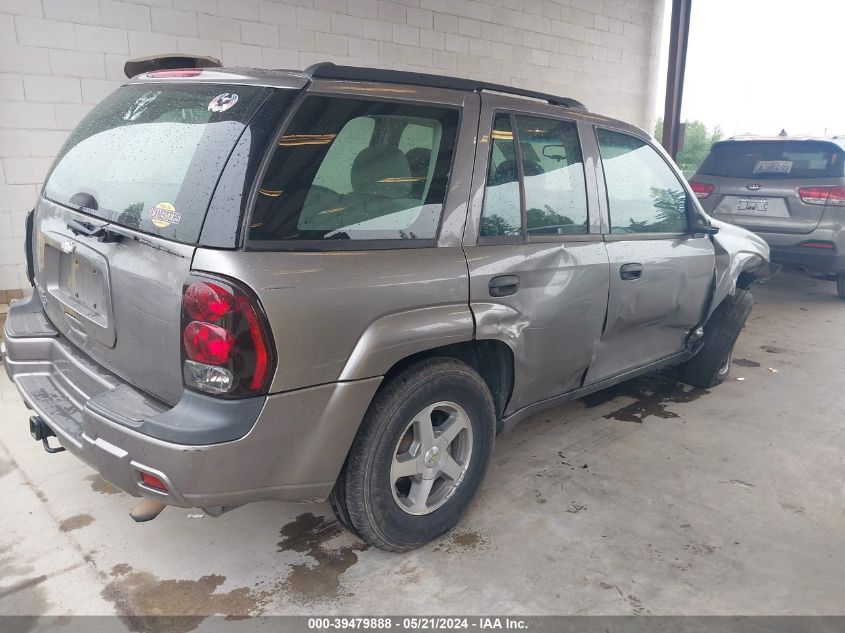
[1,61,770,551]
[691,136,845,298]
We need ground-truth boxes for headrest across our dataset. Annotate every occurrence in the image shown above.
[405,147,432,175]
[492,159,543,186]
[351,147,412,199]
[492,160,518,186]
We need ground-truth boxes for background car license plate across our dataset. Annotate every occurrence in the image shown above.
[737,198,769,214]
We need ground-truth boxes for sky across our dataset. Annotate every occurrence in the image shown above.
[655,0,845,138]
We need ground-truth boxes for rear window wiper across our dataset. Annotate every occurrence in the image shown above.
[67,218,124,243]
[65,191,124,243]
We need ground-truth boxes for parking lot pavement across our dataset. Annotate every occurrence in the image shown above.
[1,271,843,620]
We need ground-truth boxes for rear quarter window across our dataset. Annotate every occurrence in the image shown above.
[248,96,460,247]
[698,141,845,180]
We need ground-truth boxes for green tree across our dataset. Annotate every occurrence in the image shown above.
[654,118,723,177]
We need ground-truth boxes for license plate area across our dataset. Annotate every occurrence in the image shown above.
[716,196,791,218]
[57,250,106,315]
[41,237,116,348]
[736,198,769,215]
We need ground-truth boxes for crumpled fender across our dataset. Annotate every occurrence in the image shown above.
[707,216,774,319]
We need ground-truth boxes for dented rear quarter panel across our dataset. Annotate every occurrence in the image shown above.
[191,247,474,393]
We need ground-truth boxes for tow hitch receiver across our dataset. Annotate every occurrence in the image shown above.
[30,415,66,454]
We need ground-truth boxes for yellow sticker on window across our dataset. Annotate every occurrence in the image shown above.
[147,201,181,228]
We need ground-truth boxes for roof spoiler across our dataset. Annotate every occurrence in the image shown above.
[124,54,222,79]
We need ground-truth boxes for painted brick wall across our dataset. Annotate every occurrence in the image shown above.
[0,0,664,291]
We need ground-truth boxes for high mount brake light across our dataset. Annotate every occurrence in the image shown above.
[146,69,203,78]
[689,181,715,199]
[180,277,274,397]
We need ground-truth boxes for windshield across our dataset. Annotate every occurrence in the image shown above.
[44,83,272,243]
[698,140,845,180]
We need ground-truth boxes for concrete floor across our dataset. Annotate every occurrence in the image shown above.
[0,272,843,620]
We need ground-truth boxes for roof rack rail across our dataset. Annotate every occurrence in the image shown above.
[304,62,586,110]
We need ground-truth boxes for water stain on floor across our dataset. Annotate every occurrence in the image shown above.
[434,529,488,554]
[87,474,122,495]
[733,358,761,367]
[101,569,270,633]
[0,456,14,479]
[780,501,805,515]
[58,513,94,532]
[566,502,588,514]
[395,561,422,586]
[0,543,36,586]
[583,371,708,423]
[761,345,789,354]
[277,513,367,603]
[0,544,50,624]
[683,542,719,556]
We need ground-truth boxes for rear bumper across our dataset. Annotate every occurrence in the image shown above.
[766,244,845,275]
[1,294,381,510]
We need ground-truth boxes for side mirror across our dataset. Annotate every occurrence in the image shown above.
[693,221,719,236]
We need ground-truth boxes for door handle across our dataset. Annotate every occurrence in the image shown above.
[620,263,643,280]
[489,275,520,297]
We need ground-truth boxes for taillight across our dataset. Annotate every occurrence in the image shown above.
[798,186,845,206]
[180,276,275,397]
[827,187,845,206]
[689,181,715,199]
[183,322,234,365]
[184,282,232,322]
[797,240,836,250]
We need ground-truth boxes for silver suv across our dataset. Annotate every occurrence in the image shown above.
[1,61,769,551]
[691,136,845,298]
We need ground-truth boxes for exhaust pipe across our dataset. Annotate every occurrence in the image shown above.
[130,498,167,522]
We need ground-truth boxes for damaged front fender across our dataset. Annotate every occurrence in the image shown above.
[707,217,775,318]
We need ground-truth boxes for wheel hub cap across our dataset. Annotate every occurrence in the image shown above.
[389,401,474,516]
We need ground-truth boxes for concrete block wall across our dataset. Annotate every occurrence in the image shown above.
[0,0,665,291]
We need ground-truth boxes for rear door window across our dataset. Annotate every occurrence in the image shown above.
[516,115,588,236]
[44,83,274,244]
[698,141,845,179]
[480,113,589,238]
[597,128,688,234]
[249,96,459,245]
[480,114,522,237]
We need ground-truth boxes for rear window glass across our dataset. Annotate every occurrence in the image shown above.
[44,83,272,243]
[249,96,459,245]
[698,141,845,180]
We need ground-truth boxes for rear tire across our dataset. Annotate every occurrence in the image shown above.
[337,357,495,552]
[328,462,360,539]
[680,288,753,388]
[837,275,845,300]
